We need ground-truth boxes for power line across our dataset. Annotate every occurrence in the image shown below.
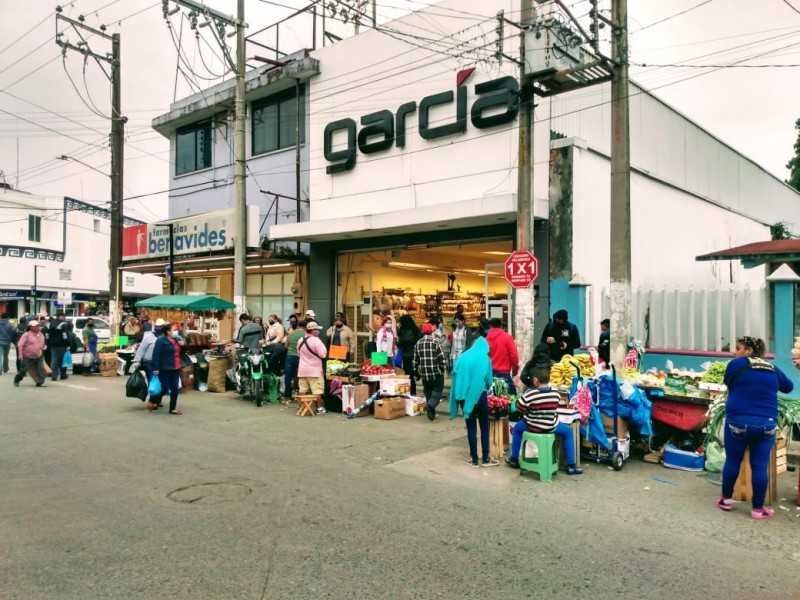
[631,0,715,34]
[783,0,800,15]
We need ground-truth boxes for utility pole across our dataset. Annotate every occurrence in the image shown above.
[233,0,247,320]
[513,0,537,362]
[110,32,123,337]
[163,0,248,319]
[609,0,632,367]
[55,10,125,337]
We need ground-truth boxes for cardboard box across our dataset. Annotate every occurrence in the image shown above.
[342,383,370,417]
[404,396,427,416]
[601,414,628,438]
[374,397,406,420]
[379,376,411,396]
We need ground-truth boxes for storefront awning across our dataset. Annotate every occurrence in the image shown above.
[135,294,236,311]
[696,240,800,268]
[270,195,521,243]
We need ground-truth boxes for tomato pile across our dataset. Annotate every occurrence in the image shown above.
[360,359,395,376]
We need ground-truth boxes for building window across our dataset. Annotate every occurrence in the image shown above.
[245,271,294,318]
[252,86,305,156]
[176,120,212,175]
[28,214,41,242]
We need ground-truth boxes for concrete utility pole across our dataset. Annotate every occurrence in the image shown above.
[513,0,537,362]
[609,0,632,367]
[232,0,247,320]
[165,0,248,319]
[55,11,124,337]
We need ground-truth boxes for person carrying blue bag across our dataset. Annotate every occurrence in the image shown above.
[149,322,185,415]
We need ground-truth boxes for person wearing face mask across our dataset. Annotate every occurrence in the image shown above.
[448,312,473,370]
[266,315,285,345]
[82,318,98,358]
[715,335,793,520]
[297,321,328,414]
[283,314,299,344]
[150,323,184,415]
[326,312,355,363]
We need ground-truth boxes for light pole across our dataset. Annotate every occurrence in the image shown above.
[32,265,46,315]
[56,155,110,178]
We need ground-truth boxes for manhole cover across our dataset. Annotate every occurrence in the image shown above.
[167,482,252,506]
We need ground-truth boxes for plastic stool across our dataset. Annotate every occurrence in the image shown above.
[519,432,558,482]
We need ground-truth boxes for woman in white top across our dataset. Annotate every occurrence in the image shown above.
[265,315,285,345]
[375,316,396,362]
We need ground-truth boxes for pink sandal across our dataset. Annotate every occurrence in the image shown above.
[750,507,774,520]
[715,497,733,512]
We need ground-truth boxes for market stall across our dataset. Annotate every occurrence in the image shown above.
[134,294,236,344]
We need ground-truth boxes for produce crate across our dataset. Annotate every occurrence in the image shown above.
[733,446,777,506]
[489,417,509,460]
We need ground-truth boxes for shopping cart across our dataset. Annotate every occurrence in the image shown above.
[573,363,630,471]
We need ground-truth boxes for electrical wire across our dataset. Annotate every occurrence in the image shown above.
[61,54,109,120]
[782,0,800,15]
[631,0,715,34]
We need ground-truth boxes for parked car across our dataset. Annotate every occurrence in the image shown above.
[65,316,112,344]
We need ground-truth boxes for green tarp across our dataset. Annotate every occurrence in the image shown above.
[135,294,236,311]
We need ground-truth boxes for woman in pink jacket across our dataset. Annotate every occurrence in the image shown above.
[296,321,328,414]
[14,320,48,387]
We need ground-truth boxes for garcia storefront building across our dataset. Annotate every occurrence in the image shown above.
[270,0,800,359]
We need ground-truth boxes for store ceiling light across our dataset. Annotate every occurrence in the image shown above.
[386,261,439,270]
[246,263,293,269]
[482,251,510,256]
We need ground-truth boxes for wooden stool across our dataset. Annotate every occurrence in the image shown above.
[296,395,316,417]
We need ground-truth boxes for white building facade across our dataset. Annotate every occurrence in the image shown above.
[0,184,161,319]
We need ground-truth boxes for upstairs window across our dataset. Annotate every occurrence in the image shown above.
[176,120,212,175]
[252,86,305,155]
[28,214,41,242]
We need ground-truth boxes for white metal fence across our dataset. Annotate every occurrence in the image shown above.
[589,285,769,352]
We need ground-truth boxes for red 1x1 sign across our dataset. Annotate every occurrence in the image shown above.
[504,250,538,288]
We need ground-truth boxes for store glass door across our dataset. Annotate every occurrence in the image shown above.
[484,263,510,329]
[338,269,374,364]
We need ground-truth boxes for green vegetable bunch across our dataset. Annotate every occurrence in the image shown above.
[700,361,729,384]
[492,377,509,397]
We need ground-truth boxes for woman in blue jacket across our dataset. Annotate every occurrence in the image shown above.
[150,323,184,415]
[716,336,793,519]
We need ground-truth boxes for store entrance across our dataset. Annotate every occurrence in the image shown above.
[336,240,513,360]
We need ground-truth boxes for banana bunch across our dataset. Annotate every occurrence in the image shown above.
[548,354,595,385]
[791,337,800,357]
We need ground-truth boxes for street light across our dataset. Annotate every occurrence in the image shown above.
[56,155,110,178]
[32,265,46,315]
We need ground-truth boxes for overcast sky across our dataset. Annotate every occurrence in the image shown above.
[0,0,798,223]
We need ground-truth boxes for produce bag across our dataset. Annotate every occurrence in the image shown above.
[63,350,73,369]
[147,375,162,396]
[126,369,148,401]
[704,440,725,473]
[81,352,94,368]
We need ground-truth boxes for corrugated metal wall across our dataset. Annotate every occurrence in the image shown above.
[549,81,796,226]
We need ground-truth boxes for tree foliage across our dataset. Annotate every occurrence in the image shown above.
[787,117,800,193]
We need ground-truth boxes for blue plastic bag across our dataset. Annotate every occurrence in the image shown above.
[148,375,162,396]
[62,350,73,368]
[394,349,403,368]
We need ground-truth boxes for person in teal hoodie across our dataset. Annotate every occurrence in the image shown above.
[449,317,500,467]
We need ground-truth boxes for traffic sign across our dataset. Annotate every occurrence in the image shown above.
[504,250,538,288]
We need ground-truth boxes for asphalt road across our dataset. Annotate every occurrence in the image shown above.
[2,373,800,599]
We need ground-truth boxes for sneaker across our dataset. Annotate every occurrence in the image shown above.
[426,405,435,421]
[36,383,47,388]
[716,497,733,512]
[316,407,327,414]
[566,465,583,475]
[505,457,520,469]
[466,460,480,468]
[750,507,775,520]
[482,458,500,467]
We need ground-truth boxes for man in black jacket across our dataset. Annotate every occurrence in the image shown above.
[48,312,71,381]
[541,309,581,362]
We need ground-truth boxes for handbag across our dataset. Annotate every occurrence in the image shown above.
[63,350,73,369]
[394,349,403,368]
[147,375,162,396]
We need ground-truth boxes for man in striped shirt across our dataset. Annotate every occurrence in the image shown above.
[505,364,583,475]
[413,323,446,421]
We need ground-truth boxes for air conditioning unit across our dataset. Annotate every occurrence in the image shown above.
[525,19,591,82]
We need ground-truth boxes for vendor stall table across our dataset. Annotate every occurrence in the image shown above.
[734,446,778,506]
[489,417,509,460]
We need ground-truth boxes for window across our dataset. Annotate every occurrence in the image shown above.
[176,120,212,175]
[252,86,305,155]
[28,214,41,242]
[245,271,294,318]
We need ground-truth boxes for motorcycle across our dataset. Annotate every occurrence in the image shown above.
[236,348,267,407]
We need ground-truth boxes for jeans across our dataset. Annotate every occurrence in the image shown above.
[15,356,45,385]
[50,346,67,380]
[721,417,777,510]
[422,374,444,410]
[158,369,181,412]
[283,355,299,399]
[492,371,517,395]
[464,393,490,464]
[510,420,576,466]
[0,342,9,373]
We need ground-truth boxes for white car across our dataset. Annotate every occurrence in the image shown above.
[65,316,112,344]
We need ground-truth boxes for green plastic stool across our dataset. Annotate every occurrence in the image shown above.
[518,432,558,482]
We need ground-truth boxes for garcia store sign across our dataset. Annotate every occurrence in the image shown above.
[323,72,519,174]
[121,206,259,261]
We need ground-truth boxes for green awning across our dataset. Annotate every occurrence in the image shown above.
[135,294,236,311]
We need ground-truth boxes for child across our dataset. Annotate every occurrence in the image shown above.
[505,359,583,475]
